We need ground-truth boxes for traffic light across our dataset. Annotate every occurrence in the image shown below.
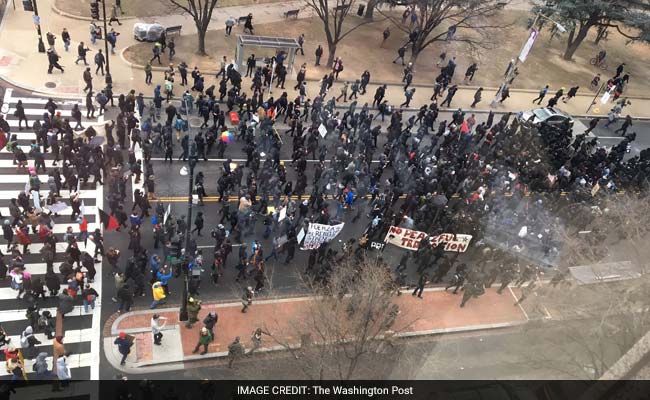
[22,0,34,12]
[90,2,100,20]
[169,238,183,260]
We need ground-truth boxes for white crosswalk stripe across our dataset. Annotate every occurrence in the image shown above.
[7,108,73,117]
[0,352,93,377]
[0,189,99,200]
[0,89,103,382]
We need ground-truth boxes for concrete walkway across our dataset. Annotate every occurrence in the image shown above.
[0,0,648,120]
[103,287,528,374]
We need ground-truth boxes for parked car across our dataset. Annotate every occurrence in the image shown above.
[133,23,165,42]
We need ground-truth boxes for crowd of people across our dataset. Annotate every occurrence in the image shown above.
[2,5,645,372]
[0,104,107,381]
[94,23,644,327]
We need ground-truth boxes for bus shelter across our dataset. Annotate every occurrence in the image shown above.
[235,35,301,74]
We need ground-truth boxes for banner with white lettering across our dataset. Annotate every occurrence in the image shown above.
[301,223,345,250]
[384,226,472,252]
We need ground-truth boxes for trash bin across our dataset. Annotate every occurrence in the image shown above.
[357,4,365,16]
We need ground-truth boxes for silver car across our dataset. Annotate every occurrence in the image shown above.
[519,107,575,129]
[133,23,165,42]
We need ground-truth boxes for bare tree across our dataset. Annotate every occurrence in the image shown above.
[167,0,219,55]
[378,0,510,65]
[304,0,384,67]
[261,256,416,379]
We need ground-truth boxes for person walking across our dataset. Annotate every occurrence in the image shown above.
[297,34,305,55]
[227,337,245,367]
[381,27,390,47]
[372,84,386,108]
[56,355,71,387]
[412,273,427,298]
[614,115,633,136]
[150,43,162,65]
[244,13,254,34]
[336,82,349,103]
[186,297,202,328]
[499,86,510,103]
[94,49,105,76]
[82,283,99,313]
[202,311,218,340]
[225,16,236,36]
[144,62,153,85]
[191,212,204,236]
[241,286,253,312]
[150,281,166,309]
[151,314,167,345]
[76,42,90,66]
[440,85,458,107]
[314,45,323,66]
[192,327,213,355]
[248,328,269,355]
[47,49,64,74]
[108,4,122,26]
[61,28,71,52]
[584,117,599,134]
[562,85,579,103]
[114,332,133,365]
[464,62,478,83]
[13,100,28,131]
[604,108,619,128]
[393,46,406,65]
[400,88,416,107]
[532,85,549,105]
[470,87,482,108]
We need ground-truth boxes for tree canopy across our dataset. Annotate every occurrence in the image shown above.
[534,0,650,60]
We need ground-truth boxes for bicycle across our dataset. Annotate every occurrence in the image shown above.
[589,57,608,71]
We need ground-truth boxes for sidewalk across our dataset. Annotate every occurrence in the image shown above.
[103,287,528,374]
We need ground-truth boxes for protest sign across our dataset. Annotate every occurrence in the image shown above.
[384,226,472,252]
[318,124,328,138]
[301,223,345,250]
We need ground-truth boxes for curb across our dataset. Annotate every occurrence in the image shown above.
[51,2,137,22]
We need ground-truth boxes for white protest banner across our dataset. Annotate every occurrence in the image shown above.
[46,202,69,214]
[518,29,538,63]
[318,123,328,138]
[297,228,306,244]
[163,204,171,225]
[383,226,472,252]
[301,223,345,250]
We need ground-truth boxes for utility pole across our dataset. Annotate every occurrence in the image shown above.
[100,0,111,84]
[31,0,45,53]
[491,12,566,108]
[179,97,196,322]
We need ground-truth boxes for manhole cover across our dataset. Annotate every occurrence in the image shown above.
[44,82,57,88]
[189,117,202,128]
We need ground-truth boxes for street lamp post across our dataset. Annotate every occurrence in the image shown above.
[178,97,197,322]
[491,12,566,108]
[100,0,111,84]
[31,0,45,53]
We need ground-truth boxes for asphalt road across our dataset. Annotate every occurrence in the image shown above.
[582,118,650,159]
[94,98,650,379]
[95,106,650,312]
